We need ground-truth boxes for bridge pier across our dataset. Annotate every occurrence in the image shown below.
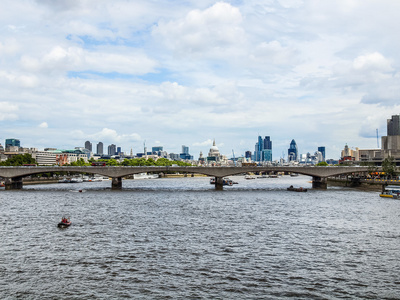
[111,177,122,190]
[312,176,327,189]
[215,177,224,191]
[5,177,23,190]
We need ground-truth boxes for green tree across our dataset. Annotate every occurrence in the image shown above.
[0,154,37,166]
[382,156,396,179]
[316,161,328,166]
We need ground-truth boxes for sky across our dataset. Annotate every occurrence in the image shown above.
[1,0,400,160]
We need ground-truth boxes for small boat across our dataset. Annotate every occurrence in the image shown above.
[290,173,299,177]
[380,186,400,199]
[269,175,279,178]
[245,175,256,180]
[58,217,71,228]
[287,185,307,192]
[58,178,71,183]
[210,177,235,186]
[133,173,159,179]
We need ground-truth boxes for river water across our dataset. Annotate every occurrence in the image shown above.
[1,175,400,299]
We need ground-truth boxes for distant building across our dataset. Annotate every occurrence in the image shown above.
[254,136,272,162]
[288,139,298,161]
[169,153,180,160]
[318,146,326,161]
[382,114,400,159]
[108,144,116,156]
[387,114,400,136]
[84,141,92,152]
[207,140,224,164]
[152,146,163,152]
[180,145,193,160]
[198,151,205,164]
[5,138,20,149]
[117,147,122,155]
[32,149,88,166]
[97,142,103,155]
[245,151,252,159]
[0,143,4,153]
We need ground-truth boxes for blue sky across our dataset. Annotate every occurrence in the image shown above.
[1,0,400,159]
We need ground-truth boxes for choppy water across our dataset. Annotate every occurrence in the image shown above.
[1,176,400,299]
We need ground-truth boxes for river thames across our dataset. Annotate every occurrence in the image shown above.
[1,175,399,299]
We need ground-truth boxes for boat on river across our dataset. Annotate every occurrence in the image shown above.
[134,173,159,179]
[210,177,235,186]
[58,217,71,228]
[380,186,400,199]
[287,185,307,192]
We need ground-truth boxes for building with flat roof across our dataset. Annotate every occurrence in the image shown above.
[5,139,20,149]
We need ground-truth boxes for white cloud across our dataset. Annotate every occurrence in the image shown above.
[353,52,392,72]
[153,2,246,56]
[0,101,18,121]
[193,139,214,147]
[20,46,158,75]
[38,122,48,128]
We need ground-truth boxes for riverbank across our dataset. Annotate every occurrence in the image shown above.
[327,178,382,191]
[22,178,59,185]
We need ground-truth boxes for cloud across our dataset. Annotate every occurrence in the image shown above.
[90,128,141,144]
[0,102,18,121]
[193,139,214,147]
[353,52,392,73]
[153,2,246,56]
[38,122,48,128]
[20,46,158,75]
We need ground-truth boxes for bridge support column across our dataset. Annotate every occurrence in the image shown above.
[111,177,122,190]
[312,176,327,189]
[215,177,224,191]
[5,177,23,190]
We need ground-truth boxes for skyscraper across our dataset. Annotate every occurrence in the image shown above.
[387,115,400,136]
[180,145,193,160]
[254,136,272,162]
[318,146,326,161]
[97,142,103,155]
[288,139,298,161]
[108,144,116,155]
[84,141,92,152]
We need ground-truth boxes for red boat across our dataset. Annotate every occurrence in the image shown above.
[58,217,71,228]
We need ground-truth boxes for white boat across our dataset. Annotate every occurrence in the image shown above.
[133,173,159,179]
[70,177,83,183]
[89,175,109,182]
[245,175,256,180]
[380,186,400,199]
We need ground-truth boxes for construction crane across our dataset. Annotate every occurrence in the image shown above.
[232,150,236,166]
[376,129,379,148]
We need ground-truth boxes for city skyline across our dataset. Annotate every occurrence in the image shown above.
[1,1,400,159]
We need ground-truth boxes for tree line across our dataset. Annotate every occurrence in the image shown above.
[0,154,192,167]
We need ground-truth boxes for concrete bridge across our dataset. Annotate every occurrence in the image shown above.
[0,165,371,190]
